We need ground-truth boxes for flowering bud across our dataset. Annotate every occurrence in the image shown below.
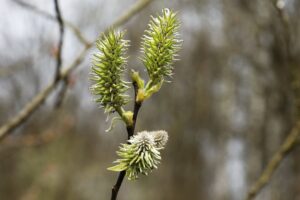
[90,30,129,113]
[141,8,182,87]
[108,130,168,180]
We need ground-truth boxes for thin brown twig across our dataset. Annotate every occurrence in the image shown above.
[111,81,142,200]
[245,122,300,200]
[54,79,68,108]
[53,0,67,108]
[11,0,90,46]
[0,46,88,142]
[0,0,154,141]
[109,0,153,31]
[54,0,64,81]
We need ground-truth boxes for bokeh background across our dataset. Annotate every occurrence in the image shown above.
[0,0,300,199]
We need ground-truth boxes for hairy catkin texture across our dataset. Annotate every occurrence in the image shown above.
[141,8,181,87]
[108,130,168,180]
[148,130,169,148]
[90,30,129,113]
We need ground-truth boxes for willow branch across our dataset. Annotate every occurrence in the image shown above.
[111,81,142,200]
[54,80,68,109]
[111,171,126,200]
[245,122,300,200]
[0,0,154,142]
[0,46,88,142]
[54,0,64,81]
[109,0,153,31]
[53,0,67,108]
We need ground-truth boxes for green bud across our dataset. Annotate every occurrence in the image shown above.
[143,80,163,100]
[108,130,169,180]
[90,30,129,113]
[122,110,134,127]
[141,8,182,87]
[131,70,145,90]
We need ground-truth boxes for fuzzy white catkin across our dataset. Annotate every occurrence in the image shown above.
[148,130,169,148]
[129,131,156,146]
[108,130,169,180]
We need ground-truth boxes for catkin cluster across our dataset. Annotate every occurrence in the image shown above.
[90,8,181,180]
[108,130,168,180]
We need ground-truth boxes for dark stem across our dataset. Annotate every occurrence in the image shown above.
[54,77,68,109]
[53,0,66,108]
[54,0,64,82]
[110,81,142,200]
[110,171,126,200]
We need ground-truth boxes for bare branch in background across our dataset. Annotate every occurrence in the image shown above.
[245,1,300,199]
[54,0,64,81]
[108,0,153,31]
[0,0,154,142]
[246,122,300,200]
[11,0,90,46]
[52,0,67,109]
[0,46,87,142]
[11,0,53,20]
[54,80,68,108]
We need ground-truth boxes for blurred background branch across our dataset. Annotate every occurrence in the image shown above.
[53,0,67,108]
[53,0,65,81]
[245,0,300,199]
[246,121,300,200]
[11,0,90,46]
[0,0,154,142]
[0,48,86,141]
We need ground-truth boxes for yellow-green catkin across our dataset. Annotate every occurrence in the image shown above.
[90,30,129,113]
[141,8,182,88]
